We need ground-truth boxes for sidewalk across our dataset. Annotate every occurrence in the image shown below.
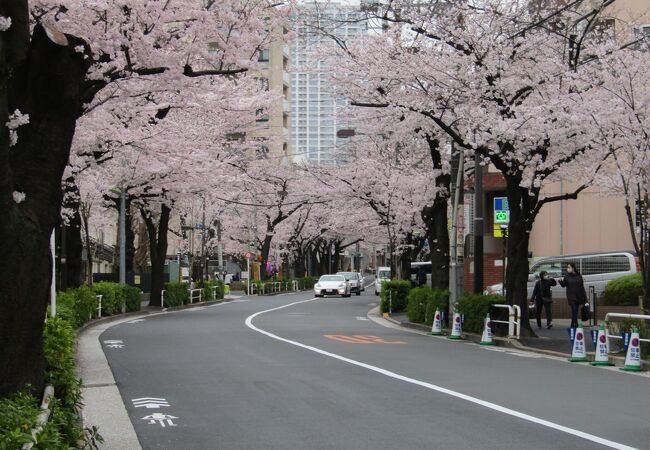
[383,312,647,369]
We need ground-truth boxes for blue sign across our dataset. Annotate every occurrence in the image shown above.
[195,223,204,230]
[622,332,631,351]
[590,330,599,346]
[494,197,509,211]
[567,327,576,344]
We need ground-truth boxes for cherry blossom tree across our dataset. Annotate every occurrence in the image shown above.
[312,0,625,332]
[0,0,291,396]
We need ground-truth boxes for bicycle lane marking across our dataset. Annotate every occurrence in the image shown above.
[244,297,637,450]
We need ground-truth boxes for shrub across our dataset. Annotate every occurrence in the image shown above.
[200,280,224,300]
[122,284,142,312]
[0,391,40,448]
[380,280,411,313]
[230,281,246,292]
[407,287,448,325]
[163,282,189,307]
[602,273,643,306]
[456,293,505,333]
[55,286,98,328]
[301,276,318,289]
[92,282,122,315]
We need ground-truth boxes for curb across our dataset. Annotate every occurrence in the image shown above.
[377,311,650,371]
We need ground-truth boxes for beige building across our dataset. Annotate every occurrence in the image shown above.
[253,29,292,161]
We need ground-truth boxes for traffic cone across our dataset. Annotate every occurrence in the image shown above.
[430,308,443,336]
[480,314,494,345]
[448,310,463,340]
[590,324,614,366]
[568,322,589,362]
[620,327,643,372]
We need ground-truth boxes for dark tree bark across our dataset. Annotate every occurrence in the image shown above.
[421,136,450,291]
[141,205,170,307]
[0,21,93,396]
[61,176,83,289]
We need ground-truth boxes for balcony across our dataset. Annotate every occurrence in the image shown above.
[283,99,290,113]
[283,71,291,86]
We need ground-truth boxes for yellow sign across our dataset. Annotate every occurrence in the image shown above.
[493,224,508,238]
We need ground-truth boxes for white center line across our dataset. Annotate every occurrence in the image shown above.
[245,297,636,450]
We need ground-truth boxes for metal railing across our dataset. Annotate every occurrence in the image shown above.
[605,313,650,347]
[188,288,203,304]
[491,304,521,339]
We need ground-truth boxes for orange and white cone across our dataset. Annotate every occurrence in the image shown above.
[620,327,643,372]
[480,314,494,345]
[430,308,443,336]
[590,324,614,366]
[568,322,589,363]
[448,310,463,340]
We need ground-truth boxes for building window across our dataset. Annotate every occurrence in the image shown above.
[258,49,270,62]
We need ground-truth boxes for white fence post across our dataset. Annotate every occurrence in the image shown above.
[161,290,166,308]
[96,295,103,319]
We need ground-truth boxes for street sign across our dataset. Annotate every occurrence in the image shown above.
[494,197,510,224]
[195,223,204,230]
[245,252,252,260]
[493,224,508,238]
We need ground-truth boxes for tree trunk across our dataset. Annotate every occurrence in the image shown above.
[422,136,451,291]
[142,205,171,307]
[260,232,273,280]
[0,23,92,397]
[503,180,536,336]
[62,177,83,288]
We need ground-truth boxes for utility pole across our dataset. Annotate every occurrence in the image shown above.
[50,229,56,318]
[119,187,126,284]
[217,220,223,277]
[473,153,484,294]
[449,144,464,311]
[201,197,206,281]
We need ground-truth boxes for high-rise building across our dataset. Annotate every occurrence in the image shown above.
[291,2,367,166]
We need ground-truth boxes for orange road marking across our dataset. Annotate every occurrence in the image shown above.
[323,335,407,345]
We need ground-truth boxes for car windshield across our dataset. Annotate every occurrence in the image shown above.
[378,270,390,279]
[337,272,355,280]
[319,275,344,282]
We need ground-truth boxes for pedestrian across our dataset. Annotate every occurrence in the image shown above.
[558,262,587,329]
[224,273,233,285]
[417,267,427,287]
[530,270,556,329]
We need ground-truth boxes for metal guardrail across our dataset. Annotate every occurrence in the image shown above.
[188,288,203,304]
[605,313,650,346]
[491,304,521,339]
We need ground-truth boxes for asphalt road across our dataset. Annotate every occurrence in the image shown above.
[100,287,650,450]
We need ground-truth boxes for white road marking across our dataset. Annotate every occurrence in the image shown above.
[127,319,145,324]
[356,317,369,321]
[245,298,637,450]
[232,299,250,303]
[131,398,170,409]
[482,347,542,358]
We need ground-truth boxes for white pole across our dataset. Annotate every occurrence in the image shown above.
[449,145,465,311]
[247,258,251,296]
[119,187,126,284]
[50,229,56,318]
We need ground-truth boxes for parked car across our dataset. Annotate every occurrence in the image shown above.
[314,274,351,298]
[483,251,637,299]
[337,272,361,295]
[375,266,391,296]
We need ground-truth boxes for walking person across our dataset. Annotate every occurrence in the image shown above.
[558,262,587,329]
[530,270,557,329]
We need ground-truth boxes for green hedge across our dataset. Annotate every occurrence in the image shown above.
[0,391,41,448]
[56,286,96,329]
[230,281,246,292]
[380,280,411,313]
[163,282,189,307]
[200,280,225,300]
[407,287,448,325]
[456,293,506,333]
[602,273,643,306]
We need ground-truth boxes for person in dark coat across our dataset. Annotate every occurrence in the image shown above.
[558,262,587,328]
[417,267,427,287]
[530,270,557,329]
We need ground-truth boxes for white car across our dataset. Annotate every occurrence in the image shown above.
[337,272,361,295]
[375,266,391,296]
[314,275,351,298]
[357,273,365,292]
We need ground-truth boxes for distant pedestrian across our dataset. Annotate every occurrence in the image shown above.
[224,273,233,285]
[417,267,427,287]
[530,270,557,329]
[558,262,587,328]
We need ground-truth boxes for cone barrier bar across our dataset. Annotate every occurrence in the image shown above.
[430,308,443,336]
[604,313,650,351]
[480,314,494,346]
[448,310,463,340]
[568,322,590,363]
[620,327,643,372]
[591,324,614,366]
